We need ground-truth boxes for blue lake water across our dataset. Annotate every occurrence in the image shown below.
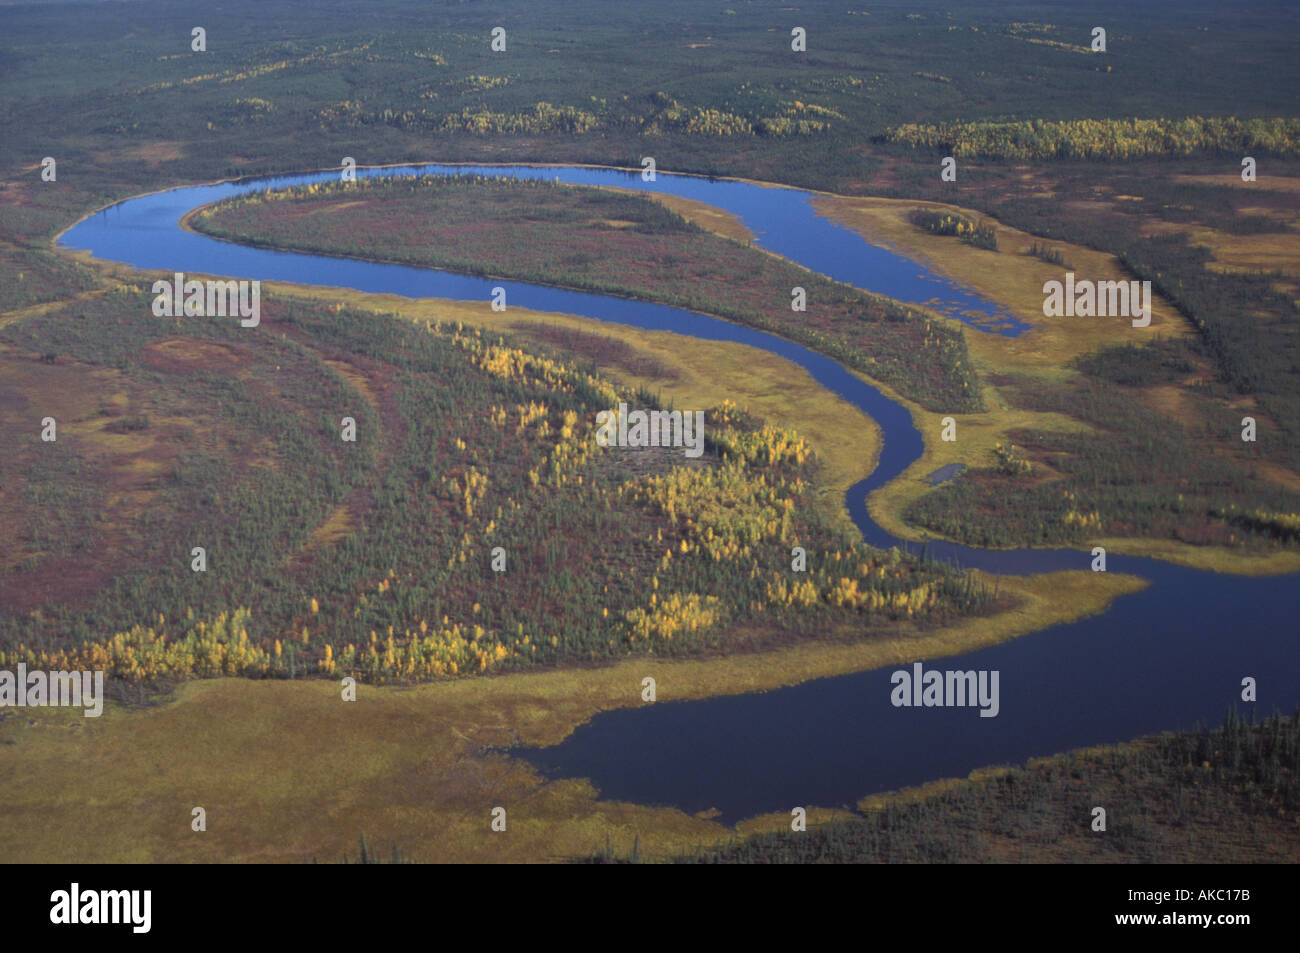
[927,463,965,485]
[59,163,1300,824]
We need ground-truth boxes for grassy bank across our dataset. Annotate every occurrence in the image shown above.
[0,567,1143,864]
[816,195,1300,575]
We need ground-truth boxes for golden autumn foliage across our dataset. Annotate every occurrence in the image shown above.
[712,423,810,467]
[439,102,599,135]
[1212,504,1300,541]
[0,610,266,681]
[889,116,1300,160]
[0,604,523,686]
[626,462,798,562]
[994,442,1034,477]
[623,593,720,644]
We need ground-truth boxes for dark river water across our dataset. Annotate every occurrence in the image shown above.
[59,163,1300,823]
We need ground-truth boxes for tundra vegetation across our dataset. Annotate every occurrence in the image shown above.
[194,176,1300,556]
[1,0,1298,860]
[0,288,996,691]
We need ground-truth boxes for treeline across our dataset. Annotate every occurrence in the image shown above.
[322,91,846,140]
[584,709,1300,863]
[887,116,1300,160]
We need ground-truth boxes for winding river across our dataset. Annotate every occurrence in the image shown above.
[59,163,1300,824]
